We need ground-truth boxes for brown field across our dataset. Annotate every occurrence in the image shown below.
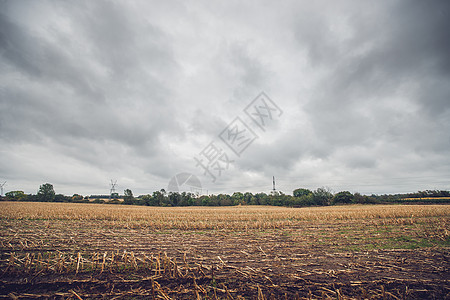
[401,197,450,201]
[0,202,449,299]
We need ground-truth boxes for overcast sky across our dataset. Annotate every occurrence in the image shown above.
[1,0,449,196]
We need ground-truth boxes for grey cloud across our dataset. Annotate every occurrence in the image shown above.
[0,1,180,145]
[0,11,106,102]
[334,146,378,170]
[190,109,229,137]
[1,0,449,195]
[227,43,269,100]
[238,129,309,174]
[299,0,450,161]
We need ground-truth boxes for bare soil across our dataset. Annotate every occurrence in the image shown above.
[0,218,449,299]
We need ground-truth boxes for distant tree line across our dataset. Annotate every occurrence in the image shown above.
[1,183,449,206]
[401,190,450,198]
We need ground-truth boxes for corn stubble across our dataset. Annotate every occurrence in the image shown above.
[0,202,448,230]
[0,202,449,299]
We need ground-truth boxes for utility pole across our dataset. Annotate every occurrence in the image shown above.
[109,180,117,201]
[0,181,6,197]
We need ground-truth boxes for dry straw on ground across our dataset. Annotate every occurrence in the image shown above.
[0,202,448,299]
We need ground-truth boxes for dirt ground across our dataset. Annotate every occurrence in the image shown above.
[1,218,449,299]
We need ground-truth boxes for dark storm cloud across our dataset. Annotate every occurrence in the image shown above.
[0,1,180,151]
[0,10,104,102]
[297,0,450,164]
[227,43,269,101]
[0,0,189,194]
[222,0,450,194]
[1,0,449,195]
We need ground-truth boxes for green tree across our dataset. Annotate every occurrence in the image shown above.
[312,187,333,206]
[140,194,157,206]
[72,194,83,202]
[180,192,195,206]
[333,191,354,204]
[37,183,55,202]
[124,189,135,205]
[5,191,27,201]
[269,191,285,206]
[253,193,269,205]
[293,188,312,198]
[207,195,219,206]
[198,195,211,206]
[243,192,253,205]
[353,192,371,204]
[290,193,314,207]
[168,192,181,206]
[231,192,244,205]
[218,194,232,206]
[54,194,70,202]
[152,191,166,206]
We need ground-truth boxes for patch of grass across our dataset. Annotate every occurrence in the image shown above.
[153,231,171,235]
[340,243,377,252]
[382,236,434,249]
[337,233,441,252]
[432,237,450,247]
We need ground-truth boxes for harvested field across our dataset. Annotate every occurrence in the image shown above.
[0,202,449,299]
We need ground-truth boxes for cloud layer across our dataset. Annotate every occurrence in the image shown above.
[1,0,449,196]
